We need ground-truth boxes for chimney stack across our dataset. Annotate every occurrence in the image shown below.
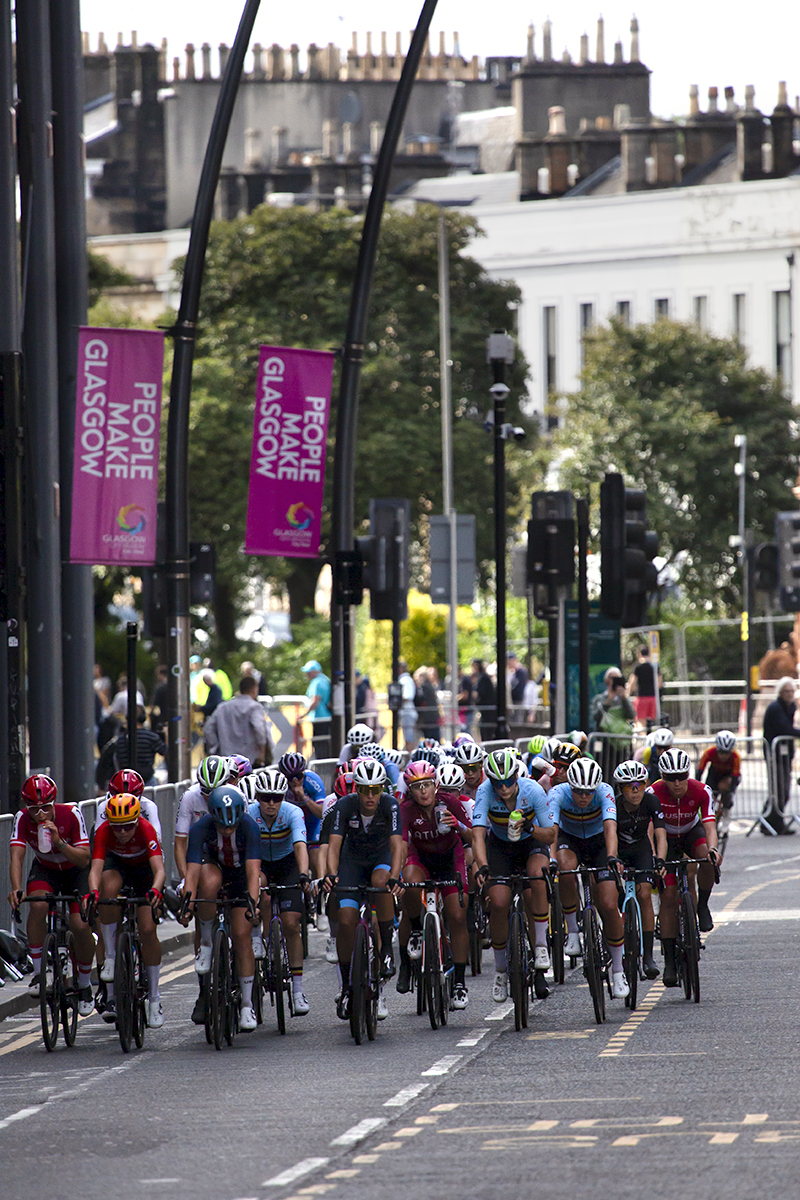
[596,17,605,63]
[543,19,552,62]
[579,32,589,65]
[736,87,764,180]
[630,17,640,62]
[621,117,651,191]
[771,82,796,178]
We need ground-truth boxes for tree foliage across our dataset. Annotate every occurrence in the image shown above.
[556,319,800,610]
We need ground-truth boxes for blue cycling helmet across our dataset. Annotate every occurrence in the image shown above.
[207,785,246,827]
[410,747,441,767]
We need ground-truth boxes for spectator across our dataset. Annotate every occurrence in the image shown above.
[591,667,635,780]
[241,660,268,696]
[472,659,497,742]
[762,677,800,836]
[457,664,475,734]
[414,667,441,740]
[398,659,418,748]
[203,676,272,766]
[96,707,166,791]
[522,674,540,723]
[196,670,223,721]
[627,645,662,729]
[93,663,111,708]
[150,664,169,736]
[299,660,332,759]
[506,652,529,719]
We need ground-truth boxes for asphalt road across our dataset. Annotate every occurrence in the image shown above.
[2,823,800,1200]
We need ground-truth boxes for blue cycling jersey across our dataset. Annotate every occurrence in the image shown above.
[473,776,553,842]
[186,813,261,868]
[247,801,307,862]
[284,770,327,840]
[548,781,616,839]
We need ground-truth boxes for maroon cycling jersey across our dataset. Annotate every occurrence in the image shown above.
[92,816,162,864]
[400,793,472,857]
[651,778,714,837]
[10,804,89,872]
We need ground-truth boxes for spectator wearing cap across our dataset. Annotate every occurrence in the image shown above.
[203,676,272,766]
[300,660,332,758]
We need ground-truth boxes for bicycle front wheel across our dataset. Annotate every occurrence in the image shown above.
[508,910,529,1031]
[424,916,443,1031]
[40,932,60,1052]
[253,960,264,1025]
[365,925,380,1041]
[270,919,286,1034]
[582,908,606,1024]
[61,933,79,1047]
[115,932,135,1053]
[210,927,230,1050]
[550,886,566,986]
[132,938,146,1049]
[623,903,641,1011]
[680,892,701,1003]
[350,922,369,1045]
[468,896,483,976]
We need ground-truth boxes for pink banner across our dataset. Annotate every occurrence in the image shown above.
[69,327,164,565]
[245,345,334,558]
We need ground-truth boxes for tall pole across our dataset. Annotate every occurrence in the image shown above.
[164,0,262,782]
[487,332,515,741]
[330,0,440,745]
[438,213,458,739]
[577,497,590,733]
[16,0,64,783]
[734,434,751,736]
[50,0,95,803]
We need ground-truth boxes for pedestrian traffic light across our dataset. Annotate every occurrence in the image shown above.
[600,472,659,627]
[776,512,800,612]
[752,542,779,593]
[526,491,575,619]
[355,499,410,621]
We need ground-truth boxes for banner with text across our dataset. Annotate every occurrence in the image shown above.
[70,326,164,565]
[245,345,334,558]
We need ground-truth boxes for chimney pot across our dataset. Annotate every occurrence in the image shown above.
[526,23,535,63]
[537,166,551,194]
[596,17,605,63]
[708,87,718,114]
[630,16,640,62]
[548,106,567,135]
[725,86,736,114]
[689,84,700,116]
[778,81,789,108]
[744,85,756,112]
[614,40,623,65]
[543,19,552,62]
[579,33,589,65]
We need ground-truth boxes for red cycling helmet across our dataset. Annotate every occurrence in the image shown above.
[334,771,355,798]
[108,768,145,798]
[21,774,58,807]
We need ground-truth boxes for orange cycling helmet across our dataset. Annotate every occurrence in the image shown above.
[106,793,141,824]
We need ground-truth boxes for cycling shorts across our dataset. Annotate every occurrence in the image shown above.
[557,830,613,881]
[26,861,89,915]
[261,854,304,915]
[102,854,155,897]
[337,848,391,910]
[404,844,467,899]
[487,831,548,883]
[617,837,655,877]
[665,821,708,886]
[704,767,739,798]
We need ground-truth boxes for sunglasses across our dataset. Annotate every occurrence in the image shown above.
[356,785,383,796]
[571,788,594,797]
[112,821,139,831]
[663,773,689,782]
[409,779,435,789]
[490,777,518,790]
[259,794,283,802]
[26,803,53,813]
[463,764,483,772]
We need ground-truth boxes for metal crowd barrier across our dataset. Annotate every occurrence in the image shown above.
[308,758,338,793]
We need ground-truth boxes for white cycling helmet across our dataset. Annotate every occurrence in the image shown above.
[453,741,485,767]
[253,766,289,797]
[566,757,603,790]
[435,762,466,792]
[613,759,649,786]
[353,758,387,788]
[347,723,373,747]
[540,736,562,764]
[715,730,736,753]
[651,727,674,749]
[658,747,691,777]
[238,774,259,801]
[383,747,405,767]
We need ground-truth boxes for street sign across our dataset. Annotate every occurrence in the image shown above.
[564,601,621,732]
[429,514,476,605]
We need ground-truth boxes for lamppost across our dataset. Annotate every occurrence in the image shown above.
[733,433,752,735]
[486,331,518,740]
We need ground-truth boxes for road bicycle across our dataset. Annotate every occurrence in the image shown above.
[485,876,534,1031]
[181,891,255,1049]
[544,864,566,985]
[17,894,81,1052]
[402,875,463,1029]
[616,866,653,1011]
[335,885,387,1045]
[467,887,487,977]
[558,865,612,1024]
[664,857,718,1004]
[86,891,152,1053]
[258,882,298,1035]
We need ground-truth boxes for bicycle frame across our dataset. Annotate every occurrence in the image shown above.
[17,894,81,1052]
[259,883,298,1033]
[559,866,611,1024]
[335,885,387,1045]
[402,877,462,1029]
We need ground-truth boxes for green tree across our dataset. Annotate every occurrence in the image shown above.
[556,319,800,611]
[185,204,534,650]
[87,251,135,308]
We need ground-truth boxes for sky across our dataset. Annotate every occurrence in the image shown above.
[77,1,799,121]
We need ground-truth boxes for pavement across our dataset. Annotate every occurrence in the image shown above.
[2,830,800,1200]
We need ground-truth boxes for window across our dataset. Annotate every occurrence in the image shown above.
[655,297,669,319]
[693,295,708,327]
[616,300,631,325]
[579,302,594,367]
[775,291,792,387]
[544,306,557,428]
[733,293,746,341]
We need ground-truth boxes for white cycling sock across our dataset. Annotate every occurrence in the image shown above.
[146,965,160,1001]
[101,923,117,958]
[493,946,508,972]
[565,910,579,935]
[534,919,549,948]
[199,919,213,947]
[610,943,624,974]
[239,975,254,1006]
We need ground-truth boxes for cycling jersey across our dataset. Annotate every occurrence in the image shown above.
[247,800,307,862]
[548,781,616,840]
[92,817,162,864]
[285,770,326,842]
[174,782,209,836]
[11,804,89,871]
[97,796,162,841]
[696,747,741,785]
[330,792,401,858]
[635,743,668,784]
[651,778,715,836]
[185,813,262,869]
[400,794,472,857]
[615,788,665,846]
[472,776,552,843]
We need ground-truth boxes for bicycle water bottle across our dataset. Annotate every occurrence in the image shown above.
[434,804,450,834]
[508,810,524,841]
[37,824,52,853]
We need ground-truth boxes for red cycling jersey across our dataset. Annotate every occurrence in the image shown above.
[92,817,162,864]
[696,747,741,781]
[10,804,89,871]
[651,778,715,837]
[400,793,472,856]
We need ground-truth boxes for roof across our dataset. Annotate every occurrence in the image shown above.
[397,171,520,207]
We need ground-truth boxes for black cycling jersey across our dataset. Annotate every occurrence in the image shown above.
[330,792,400,860]
[615,789,665,847]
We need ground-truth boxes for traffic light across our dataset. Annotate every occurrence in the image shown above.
[752,542,779,593]
[355,499,410,621]
[600,473,659,627]
[527,491,575,619]
[776,512,800,612]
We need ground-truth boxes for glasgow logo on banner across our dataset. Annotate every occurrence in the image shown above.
[69,327,164,566]
[245,345,334,559]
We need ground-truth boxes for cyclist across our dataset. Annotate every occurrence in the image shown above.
[651,747,720,982]
[397,760,473,1008]
[228,754,253,782]
[278,751,326,880]
[181,785,262,1030]
[8,774,95,1016]
[612,760,668,979]
[318,768,355,966]
[634,727,674,783]
[453,741,485,802]
[550,741,582,785]
[97,769,162,840]
[324,757,403,1022]
[696,731,741,834]
[86,793,166,1028]
[248,767,311,1015]
[361,742,400,791]
[549,757,630,1000]
[337,722,374,765]
[472,748,556,1003]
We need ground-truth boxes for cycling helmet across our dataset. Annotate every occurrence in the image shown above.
[108,769,145,798]
[484,748,519,784]
[334,770,355,798]
[651,727,674,749]
[404,759,436,785]
[20,774,58,807]
[410,747,441,767]
[361,742,386,764]
[253,767,289,797]
[613,760,649,786]
[552,741,582,769]
[353,758,387,788]
[346,723,373,747]
[658,747,691,778]
[453,741,485,767]
[527,735,547,756]
[715,730,736,753]
[106,792,141,823]
[239,774,259,802]
[336,759,355,776]
[436,762,466,792]
[278,751,307,780]
[566,758,603,790]
[540,737,562,764]
[197,755,232,793]
[438,742,456,759]
[568,729,589,749]
[207,785,246,826]
[228,754,252,780]
[383,747,405,768]
[452,734,475,748]
[418,737,441,751]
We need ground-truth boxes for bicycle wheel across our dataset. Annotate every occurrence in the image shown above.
[550,886,566,986]
[468,898,483,976]
[508,910,529,1031]
[582,908,606,1024]
[680,892,701,1003]
[210,927,229,1050]
[350,922,369,1045]
[253,960,264,1025]
[60,933,79,1047]
[365,925,380,1041]
[415,955,426,1015]
[115,932,135,1053]
[301,901,309,960]
[270,919,286,1034]
[623,903,641,1011]
[424,916,443,1031]
[39,932,60,1052]
[132,939,146,1049]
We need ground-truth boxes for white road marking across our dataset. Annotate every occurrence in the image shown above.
[0,1105,42,1132]
[262,1158,330,1187]
[745,854,800,872]
[383,1083,429,1107]
[421,1055,462,1077]
[714,909,800,921]
[457,1029,489,1047]
[485,1001,514,1021]
[330,1118,386,1147]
